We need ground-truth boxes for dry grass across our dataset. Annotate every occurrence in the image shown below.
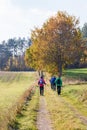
[0,71,37,130]
[45,84,87,130]
[10,87,39,130]
[62,84,87,117]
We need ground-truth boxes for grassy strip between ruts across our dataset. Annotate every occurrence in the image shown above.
[62,84,87,117]
[45,85,87,130]
[10,87,39,130]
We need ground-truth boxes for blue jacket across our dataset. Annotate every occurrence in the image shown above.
[50,77,56,84]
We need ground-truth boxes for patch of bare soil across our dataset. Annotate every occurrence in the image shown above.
[37,96,53,130]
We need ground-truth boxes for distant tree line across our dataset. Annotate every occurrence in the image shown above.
[0,37,33,71]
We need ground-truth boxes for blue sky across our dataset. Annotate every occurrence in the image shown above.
[0,0,87,42]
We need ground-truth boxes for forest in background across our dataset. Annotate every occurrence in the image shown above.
[0,37,33,71]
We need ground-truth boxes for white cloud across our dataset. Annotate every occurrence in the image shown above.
[30,8,56,16]
[0,0,56,42]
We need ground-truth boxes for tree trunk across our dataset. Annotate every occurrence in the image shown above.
[38,70,44,77]
[57,61,62,76]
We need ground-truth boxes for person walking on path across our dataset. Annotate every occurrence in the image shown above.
[49,76,56,90]
[55,73,62,95]
[38,76,46,96]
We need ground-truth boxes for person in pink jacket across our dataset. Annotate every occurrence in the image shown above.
[38,76,46,95]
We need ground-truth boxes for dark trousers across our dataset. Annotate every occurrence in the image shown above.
[40,86,44,95]
[57,86,61,95]
[53,83,56,91]
[51,83,56,91]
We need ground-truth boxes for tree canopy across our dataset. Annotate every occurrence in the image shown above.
[25,11,86,74]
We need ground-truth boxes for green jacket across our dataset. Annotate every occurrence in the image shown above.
[55,77,62,87]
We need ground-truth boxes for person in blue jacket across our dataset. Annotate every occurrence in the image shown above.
[50,76,56,90]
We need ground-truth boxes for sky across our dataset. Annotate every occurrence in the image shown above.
[0,0,87,43]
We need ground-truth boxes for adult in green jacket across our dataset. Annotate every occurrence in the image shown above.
[55,73,62,95]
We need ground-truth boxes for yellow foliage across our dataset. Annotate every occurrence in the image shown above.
[25,11,86,74]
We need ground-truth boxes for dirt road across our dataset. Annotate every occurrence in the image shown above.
[37,96,53,130]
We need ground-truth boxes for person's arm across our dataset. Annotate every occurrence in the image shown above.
[54,78,57,85]
[60,78,62,87]
[43,79,46,85]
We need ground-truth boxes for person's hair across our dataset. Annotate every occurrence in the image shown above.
[58,73,61,77]
[41,76,43,78]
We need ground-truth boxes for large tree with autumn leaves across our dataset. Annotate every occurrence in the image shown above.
[25,11,86,75]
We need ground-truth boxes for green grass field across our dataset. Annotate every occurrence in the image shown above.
[14,88,39,130]
[45,68,87,130]
[0,68,87,130]
[0,71,37,130]
[64,68,87,80]
[45,86,87,130]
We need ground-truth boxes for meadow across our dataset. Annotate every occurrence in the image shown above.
[0,68,87,130]
[64,68,87,80]
[45,68,87,130]
[0,71,37,130]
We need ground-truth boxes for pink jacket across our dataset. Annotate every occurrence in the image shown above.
[38,78,46,87]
